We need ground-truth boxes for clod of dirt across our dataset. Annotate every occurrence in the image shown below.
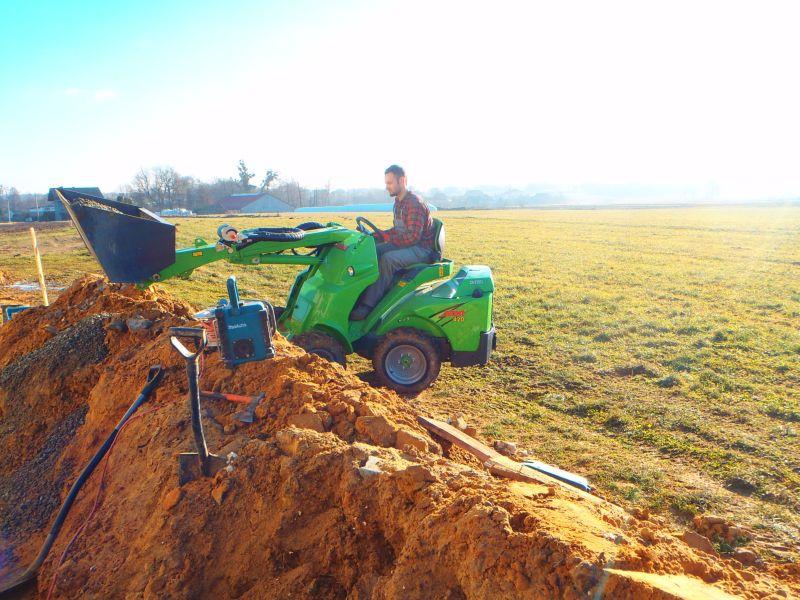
[161,488,182,511]
[681,530,718,555]
[493,439,518,457]
[0,275,797,599]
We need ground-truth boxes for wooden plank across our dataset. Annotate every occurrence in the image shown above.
[417,415,596,500]
[484,458,554,490]
[417,416,497,462]
[30,227,49,306]
[418,416,553,488]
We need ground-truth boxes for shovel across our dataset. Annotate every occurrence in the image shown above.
[169,327,227,485]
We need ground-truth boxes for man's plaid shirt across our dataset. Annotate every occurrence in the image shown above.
[378,191,435,248]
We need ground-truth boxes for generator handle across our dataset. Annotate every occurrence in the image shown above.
[226,276,241,315]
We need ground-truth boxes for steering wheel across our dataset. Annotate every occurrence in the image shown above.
[355,216,381,236]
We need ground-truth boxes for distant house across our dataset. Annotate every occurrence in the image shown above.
[46,187,104,221]
[219,192,293,214]
[159,208,195,217]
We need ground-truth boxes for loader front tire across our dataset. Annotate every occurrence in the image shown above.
[292,332,347,367]
[372,328,441,394]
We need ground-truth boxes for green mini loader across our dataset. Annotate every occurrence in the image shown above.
[55,188,496,392]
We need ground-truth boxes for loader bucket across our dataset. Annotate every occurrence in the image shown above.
[55,188,176,283]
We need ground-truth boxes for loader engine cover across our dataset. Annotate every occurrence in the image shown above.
[215,276,275,367]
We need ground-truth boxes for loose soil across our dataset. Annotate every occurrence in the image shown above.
[0,276,797,599]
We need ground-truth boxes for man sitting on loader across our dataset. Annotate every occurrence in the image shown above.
[350,164,437,320]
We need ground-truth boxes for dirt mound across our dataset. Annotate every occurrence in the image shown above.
[0,275,193,370]
[0,275,797,599]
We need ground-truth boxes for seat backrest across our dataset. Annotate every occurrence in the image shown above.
[432,218,445,256]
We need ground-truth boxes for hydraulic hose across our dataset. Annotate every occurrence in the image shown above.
[0,364,165,597]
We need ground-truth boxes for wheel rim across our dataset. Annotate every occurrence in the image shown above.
[384,344,427,385]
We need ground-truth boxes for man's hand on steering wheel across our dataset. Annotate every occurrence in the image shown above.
[356,216,382,239]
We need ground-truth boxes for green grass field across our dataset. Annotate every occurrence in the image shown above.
[2,206,799,555]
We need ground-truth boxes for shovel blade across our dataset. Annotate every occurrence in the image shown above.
[178,452,227,485]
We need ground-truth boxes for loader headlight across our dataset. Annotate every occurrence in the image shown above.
[347,266,355,276]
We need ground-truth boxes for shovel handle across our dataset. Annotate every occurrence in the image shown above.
[169,326,207,358]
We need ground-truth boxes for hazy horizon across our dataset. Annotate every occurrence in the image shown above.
[2,0,800,199]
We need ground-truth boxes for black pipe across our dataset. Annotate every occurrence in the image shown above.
[0,364,165,597]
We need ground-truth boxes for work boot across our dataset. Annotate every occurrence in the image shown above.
[350,304,372,321]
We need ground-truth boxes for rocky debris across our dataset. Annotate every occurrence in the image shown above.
[569,560,601,592]
[448,413,468,431]
[733,548,759,566]
[211,478,232,505]
[396,428,441,455]
[0,406,87,539]
[639,527,658,544]
[681,530,718,555]
[493,439,517,457]
[358,455,383,478]
[693,514,752,545]
[447,413,478,437]
[355,415,398,447]
[287,412,326,433]
[162,488,183,511]
[395,428,427,452]
[125,316,153,331]
[106,318,127,332]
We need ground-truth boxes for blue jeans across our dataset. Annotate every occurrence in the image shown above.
[359,242,433,308]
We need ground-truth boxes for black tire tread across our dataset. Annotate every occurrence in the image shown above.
[292,331,347,366]
[372,328,441,394]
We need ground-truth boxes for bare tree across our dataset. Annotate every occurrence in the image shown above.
[0,184,8,222]
[9,187,19,220]
[176,175,194,207]
[153,166,180,208]
[132,168,154,205]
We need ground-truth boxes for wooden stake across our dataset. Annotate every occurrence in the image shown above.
[29,227,49,306]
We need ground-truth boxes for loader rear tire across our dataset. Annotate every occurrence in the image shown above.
[292,332,347,367]
[372,328,441,394]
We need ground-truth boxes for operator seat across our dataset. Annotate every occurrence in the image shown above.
[431,217,445,262]
[394,218,449,282]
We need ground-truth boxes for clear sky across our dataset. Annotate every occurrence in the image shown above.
[1,0,799,197]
